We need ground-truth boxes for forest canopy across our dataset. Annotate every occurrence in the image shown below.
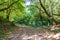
[0,0,60,27]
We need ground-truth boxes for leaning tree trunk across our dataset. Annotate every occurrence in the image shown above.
[39,0,57,25]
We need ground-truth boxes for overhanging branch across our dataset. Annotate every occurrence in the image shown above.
[0,0,19,12]
[39,0,57,24]
[39,0,51,17]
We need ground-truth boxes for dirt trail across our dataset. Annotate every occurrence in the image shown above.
[2,26,60,40]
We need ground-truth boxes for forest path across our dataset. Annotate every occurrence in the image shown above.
[1,26,60,40]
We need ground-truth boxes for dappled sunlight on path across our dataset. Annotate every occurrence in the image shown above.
[3,26,60,40]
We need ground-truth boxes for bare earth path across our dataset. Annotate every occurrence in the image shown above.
[1,26,60,40]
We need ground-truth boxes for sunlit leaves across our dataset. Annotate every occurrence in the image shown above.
[0,0,60,27]
[9,12,16,22]
[17,11,22,16]
[0,0,25,22]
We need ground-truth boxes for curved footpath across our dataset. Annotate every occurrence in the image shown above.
[1,26,60,40]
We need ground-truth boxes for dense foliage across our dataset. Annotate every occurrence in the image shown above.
[0,0,60,27]
[15,0,60,27]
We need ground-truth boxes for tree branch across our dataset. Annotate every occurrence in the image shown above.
[53,14,60,16]
[39,0,51,17]
[0,0,19,12]
[39,0,57,24]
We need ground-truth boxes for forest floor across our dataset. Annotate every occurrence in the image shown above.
[0,25,60,40]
